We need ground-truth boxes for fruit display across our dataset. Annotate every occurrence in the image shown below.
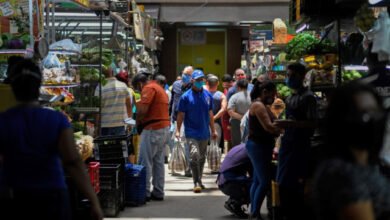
[71,47,114,66]
[342,70,364,82]
[42,88,75,104]
[79,67,101,81]
[277,84,292,100]
[307,68,336,85]
[42,68,76,85]
[74,132,94,161]
[354,4,376,32]
[268,71,286,81]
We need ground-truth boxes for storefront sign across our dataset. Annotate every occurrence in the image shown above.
[180,29,206,45]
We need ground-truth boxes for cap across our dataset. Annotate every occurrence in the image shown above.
[116,71,129,84]
[192,70,205,80]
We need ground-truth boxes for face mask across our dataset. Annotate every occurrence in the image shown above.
[286,77,301,89]
[194,81,205,89]
[182,74,191,84]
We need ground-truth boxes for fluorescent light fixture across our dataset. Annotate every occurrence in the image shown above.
[240,21,262,23]
[185,22,230,26]
[344,65,390,71]
[68,31,113,35]
[54,22,113,27]
[296,23,308,33]
[369,0,383,4]
[44,12,97,17]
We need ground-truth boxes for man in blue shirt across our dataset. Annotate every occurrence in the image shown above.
[176,70,217,193]
[226,68,254,101]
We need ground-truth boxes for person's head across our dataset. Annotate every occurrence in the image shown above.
[181,66,194,84]
[325,82,386,165]
[116,71,129,86]
[236,79,249,92]
[234,69,246,81]
[3,56,25,84]
[206,74,219,92]
[103,66,114,78]
[222,74,234,89]
[257,74,268,84]
[191,69,205,91]
[8,59,42,102]
[176,75,182,81]
[155,74,167,88]
[131,73,149,92]
[286,63,306,90]
[250,81,277,105]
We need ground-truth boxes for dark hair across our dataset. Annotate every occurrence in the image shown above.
[222,74,233,83]
[155,74,167,86]
[236,79,248,90]
[250,81,276,101]
[3,56,25,84]
[9,59,42,102]
[132,73,149,88]
[324,82,385,164]
[287,62,307,77]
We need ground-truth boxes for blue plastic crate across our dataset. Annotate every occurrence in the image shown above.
[124,164,146,206]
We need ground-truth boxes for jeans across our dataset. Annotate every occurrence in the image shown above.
[220,179,252,204]
[246,139,274,216]
[186,138,209,184]
[101,126,126,136]
[138,127,170,198]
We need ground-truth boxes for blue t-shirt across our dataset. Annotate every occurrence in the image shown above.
[178,89,213,140]
[0,106,70,190]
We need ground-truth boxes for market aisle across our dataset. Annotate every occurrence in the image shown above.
[106,164,235,220]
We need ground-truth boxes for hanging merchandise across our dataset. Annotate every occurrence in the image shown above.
[369,11,390,62]
[42,53,62,69]
[49,39,82,54]
[273,18,288,44]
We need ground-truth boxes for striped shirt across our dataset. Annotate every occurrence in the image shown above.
[98,78,131,128]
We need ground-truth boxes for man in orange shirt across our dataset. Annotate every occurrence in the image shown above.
[132,73,170,201]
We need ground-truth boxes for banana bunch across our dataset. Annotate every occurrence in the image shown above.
[354,4,376,32]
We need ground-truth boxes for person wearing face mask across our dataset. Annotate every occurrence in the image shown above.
[246,81,282,219]
[176,70,218,193]
[169,66,194,177]
[312,83,390,220]
[274,63,318,220]
[132,73,170,201]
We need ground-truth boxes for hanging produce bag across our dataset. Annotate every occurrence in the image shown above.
[207,140,221,172]
[169,140,187,174]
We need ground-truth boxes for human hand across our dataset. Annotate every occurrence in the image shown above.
[175,130,181,140]
[212,130,218,140]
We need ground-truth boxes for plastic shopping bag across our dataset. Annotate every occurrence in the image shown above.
[169,140,187,174]
[207,140,222,172]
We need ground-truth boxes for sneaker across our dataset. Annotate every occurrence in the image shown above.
[200,184,206,189]
[150,194,164,201]
[193,183,202,193]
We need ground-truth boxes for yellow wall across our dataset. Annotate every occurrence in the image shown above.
[178,30,226,80]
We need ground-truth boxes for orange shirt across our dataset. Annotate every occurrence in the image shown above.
[139,81,170,130]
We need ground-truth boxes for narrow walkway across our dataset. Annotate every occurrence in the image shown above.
[106,164,268,220]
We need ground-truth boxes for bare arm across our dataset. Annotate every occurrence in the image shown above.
[135,103,150,121]
[214,94,227,121]
[228,109,243,120]
[252,102,280,135]
[176,111,185,137]
[58,128,103,220]
[125,97,133,118]
[340,201,374,220]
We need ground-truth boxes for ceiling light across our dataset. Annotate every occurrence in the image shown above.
[296,23,308,33]
[185,22,230,26]
[44,12,97,17]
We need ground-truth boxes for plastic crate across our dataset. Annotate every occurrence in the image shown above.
[98,188,121,217]
[100,163,125,210]
[94,135,131,161]
[125,164,146,206]
[88,162,100,193]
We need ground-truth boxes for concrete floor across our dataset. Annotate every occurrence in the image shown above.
[106,164,269,220]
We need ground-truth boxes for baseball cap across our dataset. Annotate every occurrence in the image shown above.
[192,70,205,80]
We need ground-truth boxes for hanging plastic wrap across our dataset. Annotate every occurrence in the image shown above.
[49,39,82,54]
[42,53,62,69]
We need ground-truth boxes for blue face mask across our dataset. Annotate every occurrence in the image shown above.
[286,77,301,89]
[194,81,205,89]
[182,74,191,84]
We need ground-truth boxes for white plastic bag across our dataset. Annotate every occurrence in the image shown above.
[169,140,187,174]
[207,140,221,172]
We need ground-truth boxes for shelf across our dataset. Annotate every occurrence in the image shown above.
[0,49,34,55]
[71,64,100,67]
[41,83,80,88]
[73,107,100,113]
